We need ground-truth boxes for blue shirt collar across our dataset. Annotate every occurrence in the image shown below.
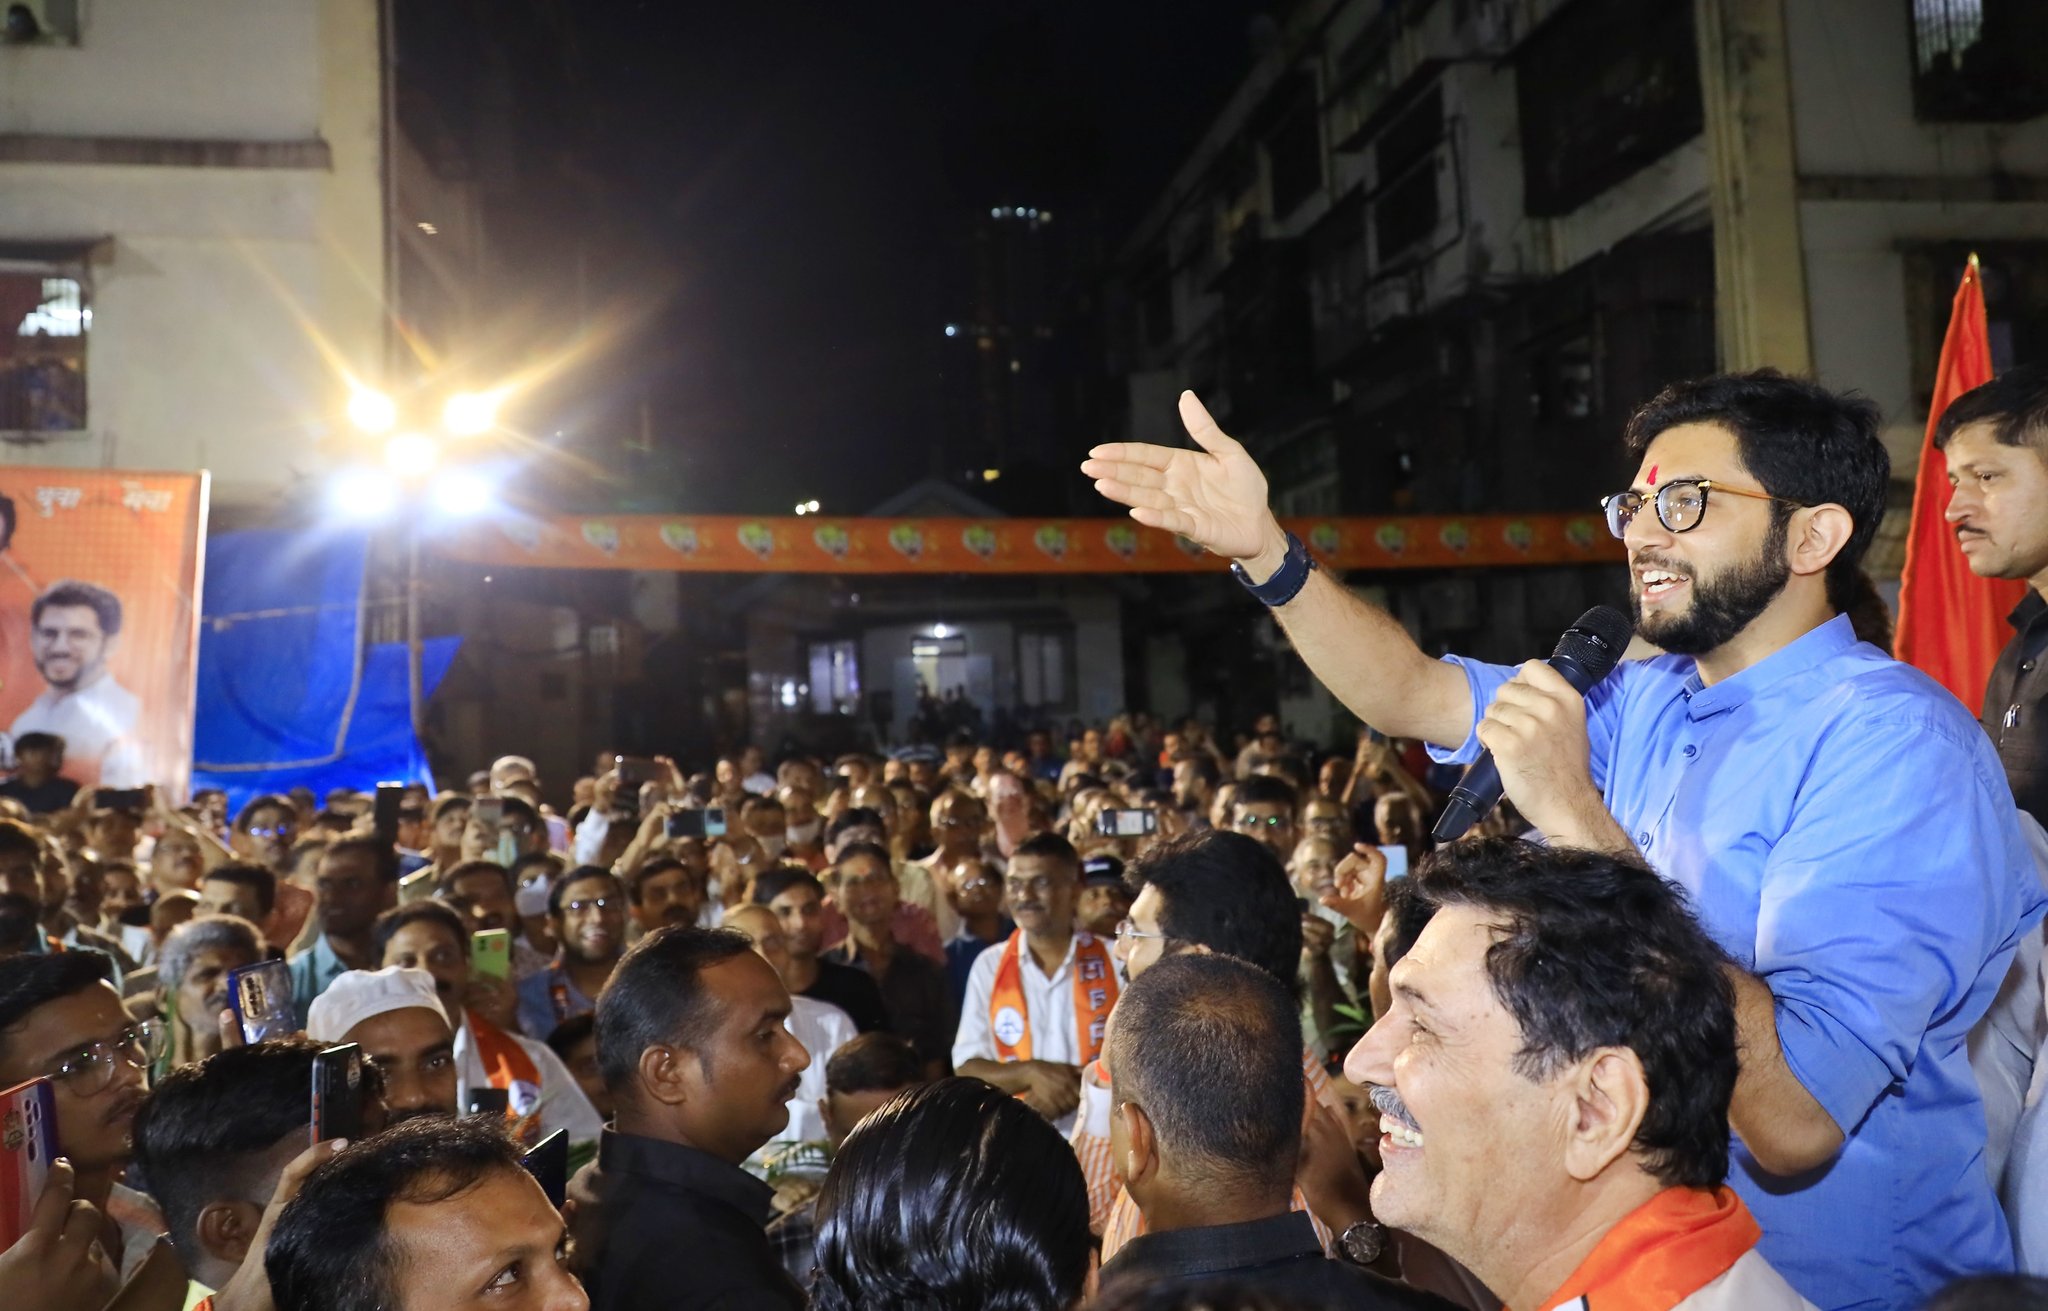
[1682,613,1860,721]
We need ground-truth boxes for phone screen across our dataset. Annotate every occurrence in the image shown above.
[666,807,726,840]
[467,1087,510,1119]
[311,1045,364,1143]
[472,929,512,981]
[228,959,295,1045]
[1378,844,1411,881]
[373,782,404,849]
[1095,809,1158,838]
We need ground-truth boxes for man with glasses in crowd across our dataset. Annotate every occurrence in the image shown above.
[517,867,628,1039]
[1085,371,2045,1307]
[1229,774,1299,863]
[953,832,1119,1132]
[0,951,165,1278]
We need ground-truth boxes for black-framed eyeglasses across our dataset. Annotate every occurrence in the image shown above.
[42,1020,164,1095]
[564,897,616,915]
[1600,479,1805,540]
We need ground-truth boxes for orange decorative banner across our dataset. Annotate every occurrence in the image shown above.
[435,512,1620,574]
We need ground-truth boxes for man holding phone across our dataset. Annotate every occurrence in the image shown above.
[306,966,459,1129]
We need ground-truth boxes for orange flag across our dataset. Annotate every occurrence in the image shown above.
[1893,255,2027,709]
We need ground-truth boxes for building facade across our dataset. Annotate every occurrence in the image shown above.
[1100,0,2048,743]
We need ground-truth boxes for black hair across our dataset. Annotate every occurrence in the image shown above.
[439,859,514,898]
[0,950,114,1062]
[201,862,277,916]
[372,900,470,962]
[321,835,398,884]
[0,892,42,954]
[132,1038,324,1265]
[1124,831,1303,994]
[507,850,563,887]
[547,866,622,919]
[494,796,542,833]
[1230,773,1299,817]
[827,808,887,842]
[833,841,893,873]
[1412,837,1738,1189]
[1093,1275,1314,1311]
[593,925,754,1094]
[543,1010,594,1062]
[1934,363,2048,455]
[1622,369,1889,613]
[811,1078,1090,1311]
[1011,831,1079,871]
[13,731,61,756]
[825,1032,924,1097]
[1923,1274,2048,1311]
[265,1117,526,1311]
[32,579,122,637]
[625,855,701,904]
[1106,954,1302,1194]
[430,794,473,823]
[0,818,41,864]
[750,866,825,906]
[1171,752,1221,787]
[1380,877,1434,969]
[233,794,295,834]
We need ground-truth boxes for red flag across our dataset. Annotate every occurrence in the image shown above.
[1893,255,2027,707]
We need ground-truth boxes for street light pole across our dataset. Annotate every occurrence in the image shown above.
[406,519,424,744]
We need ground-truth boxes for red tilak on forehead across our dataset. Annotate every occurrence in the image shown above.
[1646,465,1659,486]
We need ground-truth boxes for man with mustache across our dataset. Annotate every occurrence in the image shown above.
[517,867,627,1040]
[1087,372,2043,1307]
[821,841,954,1078]
[375,901,603,1150]
[1346,839,1809,1310]
[307,965,459,1128]
[0,951,164,1282]
[568,926,810,1311]
[624,854,707,935]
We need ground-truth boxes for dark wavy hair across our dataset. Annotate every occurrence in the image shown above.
[1411,838,1738,1188]
[811,1077,1090,1311]
[1622,369,1888,612]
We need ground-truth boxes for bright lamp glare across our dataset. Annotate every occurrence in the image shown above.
[384,431,440,479]
[442,391,501,437]
[347,387,398,435]
[430,470,493,517]
[330,468,397,519]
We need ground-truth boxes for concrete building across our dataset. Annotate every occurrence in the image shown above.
[1100,0,2048,744]
[0,0,387,513]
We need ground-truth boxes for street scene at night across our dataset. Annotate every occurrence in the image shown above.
[5,2,2048,1309]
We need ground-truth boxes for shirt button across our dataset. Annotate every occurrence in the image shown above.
[1682,745,1698,758]
[2024,660,2037,673]
[1637,831,1651,846]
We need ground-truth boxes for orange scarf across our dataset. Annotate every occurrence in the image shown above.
[467,1010,545,1142]
[989,930,1117,1064]
[1539,1187,1761,1311]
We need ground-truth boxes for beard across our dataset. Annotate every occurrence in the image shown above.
[1635,518,1791,656]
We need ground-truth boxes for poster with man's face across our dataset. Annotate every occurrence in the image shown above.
[0,470,206,795]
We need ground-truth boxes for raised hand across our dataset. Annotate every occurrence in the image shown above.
[1082,392,1284,565]
[1321,843,1389,937]
[0,1160,114,1311]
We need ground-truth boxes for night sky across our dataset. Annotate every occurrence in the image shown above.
[552,1,1268,514]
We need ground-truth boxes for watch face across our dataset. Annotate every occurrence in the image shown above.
[1340,1220,1386,1266]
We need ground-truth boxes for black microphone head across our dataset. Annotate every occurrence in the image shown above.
[1552,605,1634,685]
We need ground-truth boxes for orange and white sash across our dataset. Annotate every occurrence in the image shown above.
[989,930,1117,1065]
[467,1009,545,1141]
[1540,1187,1762,1311]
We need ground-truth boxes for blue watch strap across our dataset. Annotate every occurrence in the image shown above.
[1230,531,1318,606]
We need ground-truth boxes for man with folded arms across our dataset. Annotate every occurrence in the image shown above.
[1346,839,1811,1310]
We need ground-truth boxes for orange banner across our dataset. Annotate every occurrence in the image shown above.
[436,512,1621,574]
[0,468,207,795]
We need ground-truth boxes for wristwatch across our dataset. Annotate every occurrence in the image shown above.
[1229,530,1318,607]
[1336,1218,1386,1267]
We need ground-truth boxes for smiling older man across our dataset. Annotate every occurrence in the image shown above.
[1346,839,1812,1311]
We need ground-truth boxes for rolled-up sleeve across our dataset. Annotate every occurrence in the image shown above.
[1758,712,2040,1134]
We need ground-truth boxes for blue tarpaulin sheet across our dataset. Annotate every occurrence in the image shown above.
[190,529,456,811]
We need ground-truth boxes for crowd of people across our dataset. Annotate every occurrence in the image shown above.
[9,365,2048,1311]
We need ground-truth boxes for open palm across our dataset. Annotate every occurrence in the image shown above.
[1081,391,1278,561]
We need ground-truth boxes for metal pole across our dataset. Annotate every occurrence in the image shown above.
[407,521,424,743]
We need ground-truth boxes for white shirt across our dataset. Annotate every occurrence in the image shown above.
[453,1014,606,1148]
[1547,1249,1814,1311]
[953,933,1117,1137]
[771,994,857,1144]
[11,673,143,786]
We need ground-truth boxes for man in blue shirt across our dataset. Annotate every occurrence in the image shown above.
[288,838,395,1027]
[1085,371,2046,1310]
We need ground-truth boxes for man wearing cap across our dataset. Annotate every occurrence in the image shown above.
[1078,854,1133,939]
[306,965,459,1127]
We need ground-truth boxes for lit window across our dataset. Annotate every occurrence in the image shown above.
[1,274,88,432]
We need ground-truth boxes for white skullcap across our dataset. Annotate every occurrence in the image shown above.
[305,965,450,1044]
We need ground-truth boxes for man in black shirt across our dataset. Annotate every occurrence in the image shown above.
[1097,953,1433,1309]
[568,925,810,1311]
[0,731,78,815]
[1934,364,2048,824]
[751,866,888,1032]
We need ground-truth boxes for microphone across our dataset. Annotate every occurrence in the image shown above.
[1431,605,1634,843]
